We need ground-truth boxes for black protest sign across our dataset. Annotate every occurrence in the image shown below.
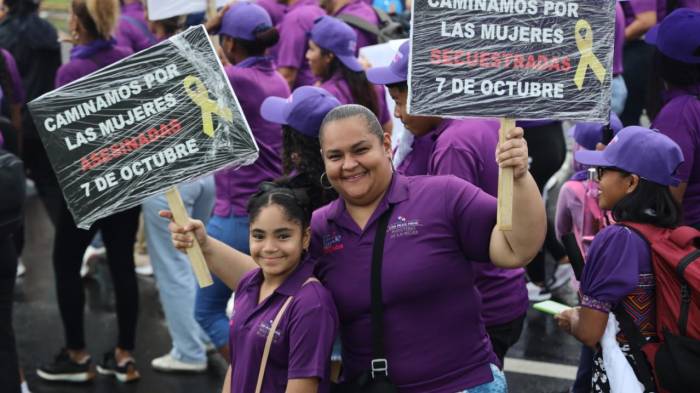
[409,0,615,121]
[28,26,258,229]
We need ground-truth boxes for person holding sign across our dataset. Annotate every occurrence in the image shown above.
[37,0,142,384]
[306,16,393,135]
[166,180,339,393]
[166,104,546,392]
[367,41,529,365]
[196,2,291,360]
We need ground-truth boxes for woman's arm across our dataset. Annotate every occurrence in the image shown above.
[625,11,656,41]
[160,211,257,290]
[221,366,231,393]
[278,67,298,89]
[286,378,319,393]
[555,306,609,348]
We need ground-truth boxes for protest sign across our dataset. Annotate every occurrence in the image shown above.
[408,0,615,122]
[147,0,230,21]
[28,25,257,240]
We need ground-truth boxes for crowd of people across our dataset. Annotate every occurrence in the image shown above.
[0,0,698,392]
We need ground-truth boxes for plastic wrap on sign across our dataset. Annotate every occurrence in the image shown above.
[408,0,615,122]
[27,26,258,229]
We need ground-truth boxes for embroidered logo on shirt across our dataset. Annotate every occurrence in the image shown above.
[322,232,344,254]
[257,319,283,343]
[388,216,422,238]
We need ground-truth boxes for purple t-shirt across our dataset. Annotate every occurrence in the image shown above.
[214,57,290,217]
[319,72,391,125]
[651,86,700,227]
[0,49,26,105]
[272,0,325,89]
[257,0,289,26]
[311,174,499,392]
[613,2,625,75]
[229,259,338,393]
[335,0,379,50]
[622,0,658,26]
[395,131,435,176]
[115,2,155,53]
[428,118,528,326]
[56,41,132,88]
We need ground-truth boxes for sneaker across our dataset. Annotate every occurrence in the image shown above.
[21,381,31,393]
[37,349,95,382]
[151,353,207,373]
[550,264,574,290]
[134,252,153,276]
[97,351,140,383]
[81,246,106,278]
[16,259,26,278]
[527,282,552,302]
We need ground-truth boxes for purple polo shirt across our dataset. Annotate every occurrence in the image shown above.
[651,86,700,227]
[230,258,338,393]
[580,225,651,313]
[272,0,325,89]
[428,118,528,327]
[311,174,500,392]
[115,2,155,53]
[319,72,391,125]
[334,0,379,50]
[395,131,435,176]
[613,2,625,75]
[56,41,132,88]
[214,57,290,217]
[1,49,26,105]
[257,0,288,26]
[622,0,658,26]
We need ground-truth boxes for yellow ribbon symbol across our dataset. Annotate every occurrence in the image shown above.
[183,75,233,137]
[573,20,607,90]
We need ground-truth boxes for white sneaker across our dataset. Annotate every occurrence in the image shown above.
[550,264,574,290]
[17,259,26,278]
[21,381,31,393]
[134,252,153,276]
[527,282,552,302]
[81,246,106,278]
[151,354,206,373]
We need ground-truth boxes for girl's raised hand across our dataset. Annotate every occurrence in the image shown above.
[495,126,529,180]
[159,210,209,253]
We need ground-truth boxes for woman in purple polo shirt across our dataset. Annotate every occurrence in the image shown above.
[261,86,342,210]
[0,49,25,154]
[37,0,141,384]
[167,104,547,392]
[555,126,684,393]
[115,0,155,53]
[166,180,339,393]
[646,8,700,230]
[306,16,393,134]
[196,2,291,360]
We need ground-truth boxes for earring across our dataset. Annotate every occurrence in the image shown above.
[320,172,334,190]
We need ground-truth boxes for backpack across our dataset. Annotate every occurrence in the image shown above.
[0,148,25,235]
[338,7,407,44]
[615,222,700,393]
[567,178,609,257]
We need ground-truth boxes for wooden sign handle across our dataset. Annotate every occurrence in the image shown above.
[497,118,515,231]
[165,187,214,288]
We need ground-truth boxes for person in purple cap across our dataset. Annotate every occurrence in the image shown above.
[556,126,684,393]
[645,7,700,230]
[164,179,339,393]
[307,16,392,134]
[196,1,291,362]
[261,86,341,210]
[166,104,547,392]
[320,0,380,50]
[38,0,142,384]
[115,0,156,53]
[272,0,325,89]
[367,41,529,366]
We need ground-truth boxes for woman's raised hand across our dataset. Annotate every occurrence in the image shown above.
[159,210,210,253]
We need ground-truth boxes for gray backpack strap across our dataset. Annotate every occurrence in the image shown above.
[338,13,382,38]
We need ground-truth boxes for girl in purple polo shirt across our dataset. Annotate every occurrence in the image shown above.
[37,0,141,384]
[646,8,700,230]
[0,49,25,154]
[165,180,339,393]
[306,16,393,135]
[196,2,291,360]
[556,126,684,393]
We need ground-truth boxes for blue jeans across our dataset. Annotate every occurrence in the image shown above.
[142,176,215,363]
[611,75,628,116]
[195,213,250,348]
[458,364,507,393]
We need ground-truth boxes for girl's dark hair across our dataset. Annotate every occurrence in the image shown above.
[612,177,682,228]
[321,49,380,120]
[247,178,313,229]
[647,49,700,120]
[233,27,279,56]
[0,52,15,107]
[5,0,40,16]
[386,81,408,92]
[282,125,338,210]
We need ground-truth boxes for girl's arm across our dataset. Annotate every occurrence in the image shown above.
[555,306,609,348]
[221,367,231,393]
[286,378,319,393]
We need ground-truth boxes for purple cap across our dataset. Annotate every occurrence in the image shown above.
[572,112,623,150]
[219,2,272,41]
[310,16,363,72]
[645,8,700,64]
[575,126,684,186]
[260,86,341,137]
[366,40,410,85]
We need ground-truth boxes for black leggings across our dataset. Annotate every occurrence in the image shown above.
[523,122,567,283]
[620,40,655,126]
[53,203,140,350]
[0,235,20,393]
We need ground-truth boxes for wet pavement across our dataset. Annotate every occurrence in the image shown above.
[13,195,581,393]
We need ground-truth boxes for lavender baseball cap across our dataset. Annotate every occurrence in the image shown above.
[645,8,700,64]
[572,112,623,150]
[310,16,363,72]
[218,2,273,41]
[366,40,410,85]
[261,86,341,137]
[575,126,684,186]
